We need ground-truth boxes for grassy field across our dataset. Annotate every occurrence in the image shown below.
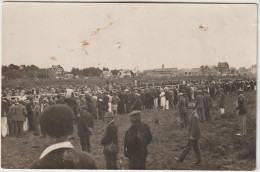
[2,75,248,88]
[1,91,256,170]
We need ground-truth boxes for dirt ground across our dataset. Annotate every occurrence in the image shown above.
[1,91,256,170]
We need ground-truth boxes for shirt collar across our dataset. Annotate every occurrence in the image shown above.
[107,119,114,126]
[40,141,74,159]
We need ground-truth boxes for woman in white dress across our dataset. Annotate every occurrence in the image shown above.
[160,88,166,110]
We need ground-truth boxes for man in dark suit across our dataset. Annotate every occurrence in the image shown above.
[101,112,118,169]
[175,103,202,164]
[131,93,142,111]
[178,93,188,128]
[203,90,212,121]
[124,111,152,169]
[77,106,93,152]
[195,90,204,122]
[30,105,97,169]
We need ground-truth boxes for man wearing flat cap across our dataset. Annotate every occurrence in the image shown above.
[175,102,202,164]
[178,93,188,128]
[236,89,247,136]
[131,93,142,111]
[101,112,118,169]
[124,111,152,169]
[78,105,93,152]
[195,90,204,122]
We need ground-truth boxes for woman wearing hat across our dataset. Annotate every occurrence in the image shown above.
[30,105,97,169]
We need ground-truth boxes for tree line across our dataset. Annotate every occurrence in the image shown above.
[2,64,123,80]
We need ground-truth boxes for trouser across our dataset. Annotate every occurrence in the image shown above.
[179,139,201,162]
[98,108,104,120]
[129,154,147,169]
[239,115,246,135]
[180,112,188,128]
[105,153,118,169]
[8,120,15,136]
[197,108,204,122]
[154,98,158,108]
[91,107,97,119]
[28,116,35,131]
[80,135,91,152]
[204,108,210,121]
[34,119,40,135]
[14,121,24,137]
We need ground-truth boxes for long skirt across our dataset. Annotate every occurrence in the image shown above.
[165,100,169,110]
[1,117,8,137]
[23,117,29,132]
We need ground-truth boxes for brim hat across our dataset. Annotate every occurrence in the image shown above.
[129,110,141,117]
[178,93,183,96]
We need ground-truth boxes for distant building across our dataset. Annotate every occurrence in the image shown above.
[179,68,191,76]
[191,68,202,76]
[48,65,64,78]
[249,64,257,76]
[143,67,178,77]
[229,67,238,76]
[217,62,229,75]
[238,67,249,76]
[64,73,74,79]
[118,69,132,78]
[208,66,221,76]
[102,71,113,78]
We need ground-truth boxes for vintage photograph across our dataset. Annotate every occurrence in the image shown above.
[1,2,257,170]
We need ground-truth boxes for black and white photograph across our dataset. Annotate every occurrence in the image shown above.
[1,1,257,170]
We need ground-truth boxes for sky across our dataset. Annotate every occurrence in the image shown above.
[2,2,257,71]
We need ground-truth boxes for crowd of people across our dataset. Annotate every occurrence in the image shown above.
[1,78,256,169]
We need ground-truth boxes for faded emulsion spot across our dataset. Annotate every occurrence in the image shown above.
[91,22,115,36]
[82,40,89,46]
[50,56,58,61]
[114,42,122,49]
[199,25,209,32]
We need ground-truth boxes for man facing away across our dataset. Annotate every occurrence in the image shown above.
[175,102,202,164]
[124,111,152,169]
[236,89,247,136]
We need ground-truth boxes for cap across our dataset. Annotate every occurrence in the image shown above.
[178,93,183,96]
[104,112,114,118]
[129,110,141,117]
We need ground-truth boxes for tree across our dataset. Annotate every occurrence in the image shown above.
[102,67,109,71]
[200,65,208,76]
[111,69,120,76]
[130,70,136,77]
